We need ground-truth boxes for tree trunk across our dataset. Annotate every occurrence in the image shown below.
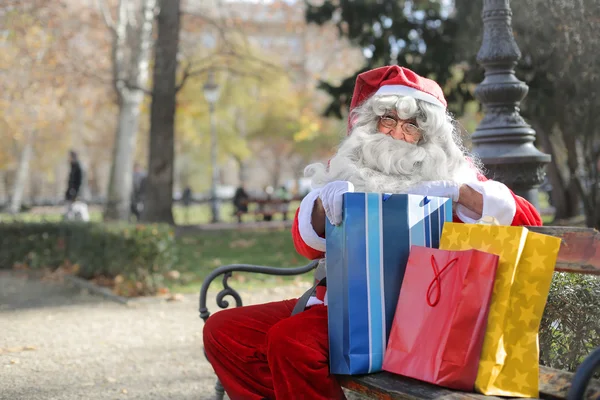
[9,132,34,214]
[560,122,583,220]
[592,158,600,229]
[594,187,600,229]
[531,120,566,220]
[0,170,7,206]
[105,95,142,220]
[104,0,156,221]
[141,0,180,224]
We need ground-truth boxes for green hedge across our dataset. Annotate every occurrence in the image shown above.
[0,222,177,296]
[540,272,600,374]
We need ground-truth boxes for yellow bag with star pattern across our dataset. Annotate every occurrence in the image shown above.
[440,222,561,397]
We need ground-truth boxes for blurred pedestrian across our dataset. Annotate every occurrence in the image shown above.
[232,184,250,223]
[182,186,193,224]
[65,150,82,203]
[63,150,89,221]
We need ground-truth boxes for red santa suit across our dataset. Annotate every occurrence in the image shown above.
[202,66,543,400]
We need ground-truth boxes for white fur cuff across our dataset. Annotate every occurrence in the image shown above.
[298,188,327,252]
[456,180,517,226]
[305,296,324,307]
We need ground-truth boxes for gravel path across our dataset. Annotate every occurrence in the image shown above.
[0,271,316,400]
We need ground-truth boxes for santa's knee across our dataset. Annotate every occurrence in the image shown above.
[266,318,313,364]
[203,308,235,353]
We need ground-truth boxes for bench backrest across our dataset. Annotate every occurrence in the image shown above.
[527,226,600,274]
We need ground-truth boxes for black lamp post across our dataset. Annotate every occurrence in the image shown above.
[471,0,550,208]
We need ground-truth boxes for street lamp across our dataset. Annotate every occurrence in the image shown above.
[471,0,550,208]
[203,71,221,223]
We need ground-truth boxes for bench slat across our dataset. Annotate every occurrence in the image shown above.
[338,372,497,400]
[539,366,600,399]
[527,226,600,274]
[339,367,600,400]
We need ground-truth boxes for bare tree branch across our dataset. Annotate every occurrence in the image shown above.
[112,0,129,95]
[182,7,237,47]
[174,46,284,93]
[125,0,138,29]
[175,60,194,93]
[175,63,268,93]
[61,49,113,86]
[222,48,283,73]
[124,81,153,96]
[78,68,114,86]
[96,0,116,34]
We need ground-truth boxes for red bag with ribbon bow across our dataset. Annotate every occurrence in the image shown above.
[382,246,499,390]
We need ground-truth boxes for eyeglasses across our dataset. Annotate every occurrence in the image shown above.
[379,115,422,139]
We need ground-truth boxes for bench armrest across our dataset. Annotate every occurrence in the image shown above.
[198,259,320,323]
[567,346,600,399]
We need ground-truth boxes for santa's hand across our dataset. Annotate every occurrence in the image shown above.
[318,181,355,225]
[405,181,461,202]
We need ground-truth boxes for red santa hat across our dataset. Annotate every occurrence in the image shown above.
[349,66,447,125]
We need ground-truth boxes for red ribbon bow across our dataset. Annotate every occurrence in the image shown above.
[427,255,459,307]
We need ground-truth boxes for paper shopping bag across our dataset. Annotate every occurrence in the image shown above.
[382,246,499,390]
[440,223,561,397]
[326,193,452,375]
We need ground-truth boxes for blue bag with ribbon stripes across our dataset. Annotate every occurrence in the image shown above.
[326,192,452,375]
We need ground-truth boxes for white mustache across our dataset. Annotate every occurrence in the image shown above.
[357,131,427,177]
[305,125,476,194]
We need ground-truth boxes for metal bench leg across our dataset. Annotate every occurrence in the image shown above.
[215,379,225,400]
[567,346,600,400]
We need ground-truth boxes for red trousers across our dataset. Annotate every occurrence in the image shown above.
[203,299,345,400]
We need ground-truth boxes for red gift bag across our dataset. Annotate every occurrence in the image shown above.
[382,246,499,391]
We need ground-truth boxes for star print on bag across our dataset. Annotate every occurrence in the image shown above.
[440,223,561,397]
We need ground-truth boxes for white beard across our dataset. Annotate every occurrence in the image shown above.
[305,126,477,193]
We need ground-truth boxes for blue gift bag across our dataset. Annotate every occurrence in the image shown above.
[326,192,452,375]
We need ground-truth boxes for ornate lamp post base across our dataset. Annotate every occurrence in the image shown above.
[472,0,550,209]
[478,157,549,209]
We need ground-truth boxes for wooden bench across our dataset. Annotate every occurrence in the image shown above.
[234,198,296,223]
[198,226,600,399]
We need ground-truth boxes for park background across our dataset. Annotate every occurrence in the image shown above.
[0,0,599,379]
[1,0,598,228]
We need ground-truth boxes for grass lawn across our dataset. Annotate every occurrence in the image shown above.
[0,208,104,223]
[173,201,301,225]
[0,202,300,225]
[171,227,311,293]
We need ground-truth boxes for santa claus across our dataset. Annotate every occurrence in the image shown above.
[203,66,542,400]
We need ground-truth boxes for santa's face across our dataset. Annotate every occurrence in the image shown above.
[376,112,422,144]
[334,125,434,188]
[333,126,459,193]
[304,95,477,193]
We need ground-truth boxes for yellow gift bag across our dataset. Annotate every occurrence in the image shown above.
[440,222,561,397]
